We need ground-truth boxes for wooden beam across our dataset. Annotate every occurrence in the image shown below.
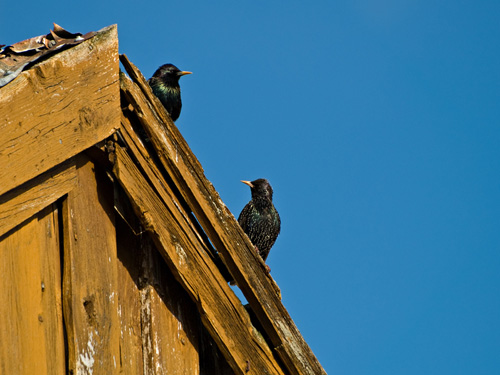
[120,55,327,375]
[62,155,121,375]
[114,182,202,374]
[0,25,120,197]
[112,144,285,375]
[0,159,76,238]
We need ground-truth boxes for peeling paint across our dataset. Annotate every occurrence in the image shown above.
[159,133,171,152]
[177,320,183,335]
[141,288,154,375]
[175,243,187,266]
[76,331,96,375]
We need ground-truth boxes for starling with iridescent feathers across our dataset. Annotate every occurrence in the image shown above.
[148,63,191,122]
[238,179,281,267]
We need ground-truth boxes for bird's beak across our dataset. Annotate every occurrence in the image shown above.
[179,71,192,76]
[241,180,254,188]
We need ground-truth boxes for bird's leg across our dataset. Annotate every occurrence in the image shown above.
[253,245,271,273]
[255,246,271,273]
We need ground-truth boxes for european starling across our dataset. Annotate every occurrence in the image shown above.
[148,64,192,121]
[238,179,281,263]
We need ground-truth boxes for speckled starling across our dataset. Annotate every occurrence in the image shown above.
[238,179,281,263]
[148,64,192,122]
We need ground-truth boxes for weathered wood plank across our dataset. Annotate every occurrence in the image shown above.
[0,205,65,375]
[62,155,121,375]
[112,144,285,375]
[141,239,201,375]
[118,119,217,373]
[38,204,66,375]
[120,55,326,375]
[0,25,120,197]
[118,113,220,266]
[115,199,144,375]
[115,184,202,375]
[0,159,77,237]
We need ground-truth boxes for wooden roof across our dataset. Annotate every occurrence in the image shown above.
[0,25,326,375]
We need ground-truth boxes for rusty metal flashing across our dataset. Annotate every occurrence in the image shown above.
[0,23,96,87]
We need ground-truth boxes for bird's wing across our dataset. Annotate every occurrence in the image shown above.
[237,202,253,230]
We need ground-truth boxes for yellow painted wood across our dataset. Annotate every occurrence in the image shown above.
[112,144,285,375]
[141,241,201,375]
[0,25,120,197]
[0,205,65,375]
[115,185,202,374]
[115,204,144,375]
[0,159,77,237]
[62,155,121,375]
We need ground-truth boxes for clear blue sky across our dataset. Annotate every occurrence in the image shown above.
[2,1,499,374]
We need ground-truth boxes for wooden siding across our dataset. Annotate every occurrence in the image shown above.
[62,155,121,374]
[0,205,65,375]
[0,25,326,375]
[0,154,231,374]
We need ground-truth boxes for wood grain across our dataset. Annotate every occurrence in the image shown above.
[0,159,76,237]
[115,196,144,375]
[0,25,120,197]
[112,144,285,375]
[115,186,202,374]
[141,240,201,374]
[0,205,65,375]
[120,55,326,375]
[62,155,121,375]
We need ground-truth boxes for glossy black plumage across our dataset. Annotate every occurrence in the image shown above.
[238,179,281,262]
[148,64,191,122]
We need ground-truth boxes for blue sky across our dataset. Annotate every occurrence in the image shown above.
[2,1,500,373]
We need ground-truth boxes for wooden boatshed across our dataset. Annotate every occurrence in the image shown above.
[0,25,326,375]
